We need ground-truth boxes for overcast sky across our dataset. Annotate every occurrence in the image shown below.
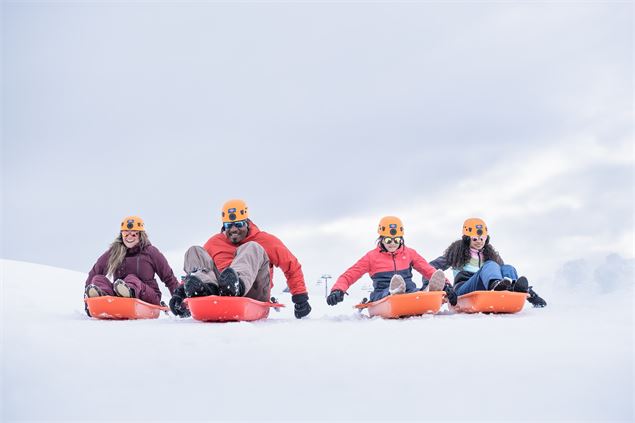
[2,1,633,291]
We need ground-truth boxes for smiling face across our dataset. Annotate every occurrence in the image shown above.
[224,220,249,244]
[381,236,403,253]
[121,230,140,248]
[469,235,487,250]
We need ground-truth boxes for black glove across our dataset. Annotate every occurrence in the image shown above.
[169,285,191,317]
[443,283,458,306]
[527,287,547,308]
[292,293,312,319]
[326,290,345,306]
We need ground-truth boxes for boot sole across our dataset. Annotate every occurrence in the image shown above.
[388,275,406,295]
[114,281,133,297]
[218,268,240,296]
[428,270,446,291]
[185,276,207,297]
[86,285,103,298]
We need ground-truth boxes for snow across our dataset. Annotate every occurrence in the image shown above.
[1,258,633,422]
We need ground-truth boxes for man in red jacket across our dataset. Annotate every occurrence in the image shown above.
[170,199,312,319]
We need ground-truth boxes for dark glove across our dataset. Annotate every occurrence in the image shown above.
[326,290,345,306]
[527,287,547,308]
[443,283,458,306]
[169,285,191,317]
[292,293,312,319]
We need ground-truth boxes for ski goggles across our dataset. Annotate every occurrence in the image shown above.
[383,236,403,245]
[223,220,248,230]
[122,230,140,237]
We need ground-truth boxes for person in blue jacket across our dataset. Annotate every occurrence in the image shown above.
[429,218,546,307]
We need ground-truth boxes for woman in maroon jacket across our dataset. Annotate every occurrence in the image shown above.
[84,216,179,309]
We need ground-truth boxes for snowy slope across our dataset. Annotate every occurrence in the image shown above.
[1,259,633,422]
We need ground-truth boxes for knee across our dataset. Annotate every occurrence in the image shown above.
[123,274,143,285]
[90,275,110,285]
[242,241,264,251]
[482,260,501,270]
[238,241,266,255]
[185,245,207,256]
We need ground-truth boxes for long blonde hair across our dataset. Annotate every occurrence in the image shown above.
[107,231,150,277]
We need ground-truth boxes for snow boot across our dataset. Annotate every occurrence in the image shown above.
[443,283,458,306]
[218,267,245,297]
[512,276,529,293]
[488,278,512,291]
[184,274,219,298]
[113,279,135,298]
[428,269,446,291]
[527,287,547,307]
[85,284,105,298]
[388,274,406,295]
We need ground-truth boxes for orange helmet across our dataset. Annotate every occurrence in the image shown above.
[463,218,488,237]
[377,216,404,237]
[120,216,145,232]
[222,199,249,223]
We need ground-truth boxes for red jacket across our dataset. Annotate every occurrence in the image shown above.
[203,222,307,295]
[331,245,438,293]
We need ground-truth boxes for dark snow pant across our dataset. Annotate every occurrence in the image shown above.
[454,261,519,296]
[183,242,271,302]
[370,282,419,302]
[88,274,161,305]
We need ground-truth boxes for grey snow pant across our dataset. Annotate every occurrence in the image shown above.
[183,242,271,302]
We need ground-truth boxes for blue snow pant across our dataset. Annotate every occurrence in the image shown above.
[455,261,518,296]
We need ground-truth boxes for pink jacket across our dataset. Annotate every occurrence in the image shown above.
[331,245,439,295]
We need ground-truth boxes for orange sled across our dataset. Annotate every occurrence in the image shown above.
[185,296,285,322]
[453,291,528,314]
[85,296,168,320]
[355,291,445,318]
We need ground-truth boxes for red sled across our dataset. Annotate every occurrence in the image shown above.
[184,296,285,322]
[453,291,528,314]
[85,296,168,320]
[355,291,445,318]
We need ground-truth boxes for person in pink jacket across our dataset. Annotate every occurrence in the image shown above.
[326,216,457,305]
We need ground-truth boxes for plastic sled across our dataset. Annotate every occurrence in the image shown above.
[354,291,445,318]
[85,296,168,320]
[184,296,285,322]
[452,291,528,314]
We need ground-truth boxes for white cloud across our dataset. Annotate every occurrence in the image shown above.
[274,131,633,286]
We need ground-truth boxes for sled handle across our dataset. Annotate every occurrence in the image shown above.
[355,297,370,310]
[270,297,285,312]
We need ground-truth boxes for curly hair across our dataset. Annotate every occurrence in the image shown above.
[442,236,503,269]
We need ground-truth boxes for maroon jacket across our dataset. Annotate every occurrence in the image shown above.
[85,243,179,299]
